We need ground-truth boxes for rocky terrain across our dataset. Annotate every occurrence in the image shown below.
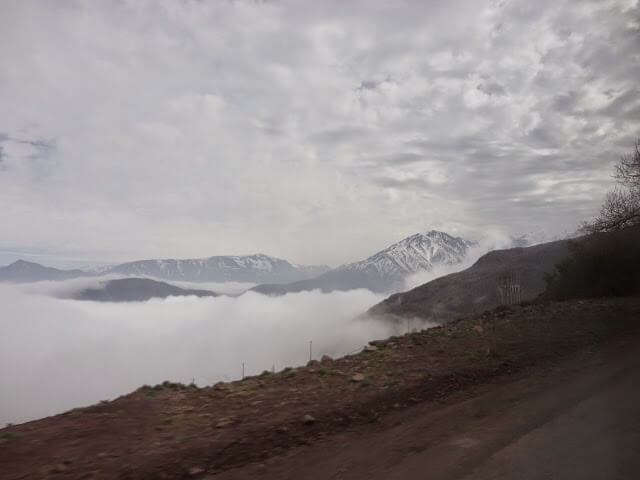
[1,296,638,479]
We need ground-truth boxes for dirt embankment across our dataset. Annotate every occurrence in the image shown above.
[1,297,639,479]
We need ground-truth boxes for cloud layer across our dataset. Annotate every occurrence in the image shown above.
[1,0,638,266]
[0,283,404,425]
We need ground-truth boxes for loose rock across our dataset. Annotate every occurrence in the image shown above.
[302,414,316,425]
[188,466,205,476]
[215,418,234,428]
[351,373,365,382]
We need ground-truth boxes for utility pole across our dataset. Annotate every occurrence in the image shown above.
[309,340,313,362]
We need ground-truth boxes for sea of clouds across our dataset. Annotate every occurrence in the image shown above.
[0,283,402,426]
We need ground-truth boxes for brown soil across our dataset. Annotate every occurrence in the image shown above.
[1,297,639,479]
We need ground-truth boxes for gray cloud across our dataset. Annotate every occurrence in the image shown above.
[477,81,507,97]
[0,0,638,266]
[358,80,378,90]
[0,133,7,167]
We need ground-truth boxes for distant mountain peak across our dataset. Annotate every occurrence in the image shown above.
[342,231,474,280]
[0,254,330,285]
[104,253,330,284]
[344,231,473,278]
[8,259,38,267]
[251,230,475,296]
[0,259,89,282]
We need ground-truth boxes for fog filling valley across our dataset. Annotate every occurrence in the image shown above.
[0,282,411,425]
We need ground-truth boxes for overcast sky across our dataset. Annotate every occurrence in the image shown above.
[1,0,639,267]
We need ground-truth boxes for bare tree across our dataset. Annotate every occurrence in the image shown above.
[583,139,640,233]
[615,140,640,186]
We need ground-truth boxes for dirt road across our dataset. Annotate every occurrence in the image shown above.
[214,334,640,479]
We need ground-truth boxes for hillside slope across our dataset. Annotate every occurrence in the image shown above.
[369,239,570,323]
[70,278,218,302]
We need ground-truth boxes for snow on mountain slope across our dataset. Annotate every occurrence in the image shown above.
[251,231,474,295]
[105,254,330,284]
[339,231,473,280]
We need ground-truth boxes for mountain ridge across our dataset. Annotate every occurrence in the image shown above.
[105,253,330,284]
[0,260,92,283]
[69,277,218,302]
[0,254,330,285]
[251,231,474,295]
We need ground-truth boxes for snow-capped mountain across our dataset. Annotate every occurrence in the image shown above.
[103,254,330,284]
[252,231,473,295]
[0,255,330,285]
[339,231,473,279]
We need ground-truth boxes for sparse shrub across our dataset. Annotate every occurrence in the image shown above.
[1,432,16,439]
[542,226,640,300]
[162,381,187,391]
[260,370,272,377]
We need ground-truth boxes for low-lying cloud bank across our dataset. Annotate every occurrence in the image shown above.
[19,275,255,298]
[0,283,406,425]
